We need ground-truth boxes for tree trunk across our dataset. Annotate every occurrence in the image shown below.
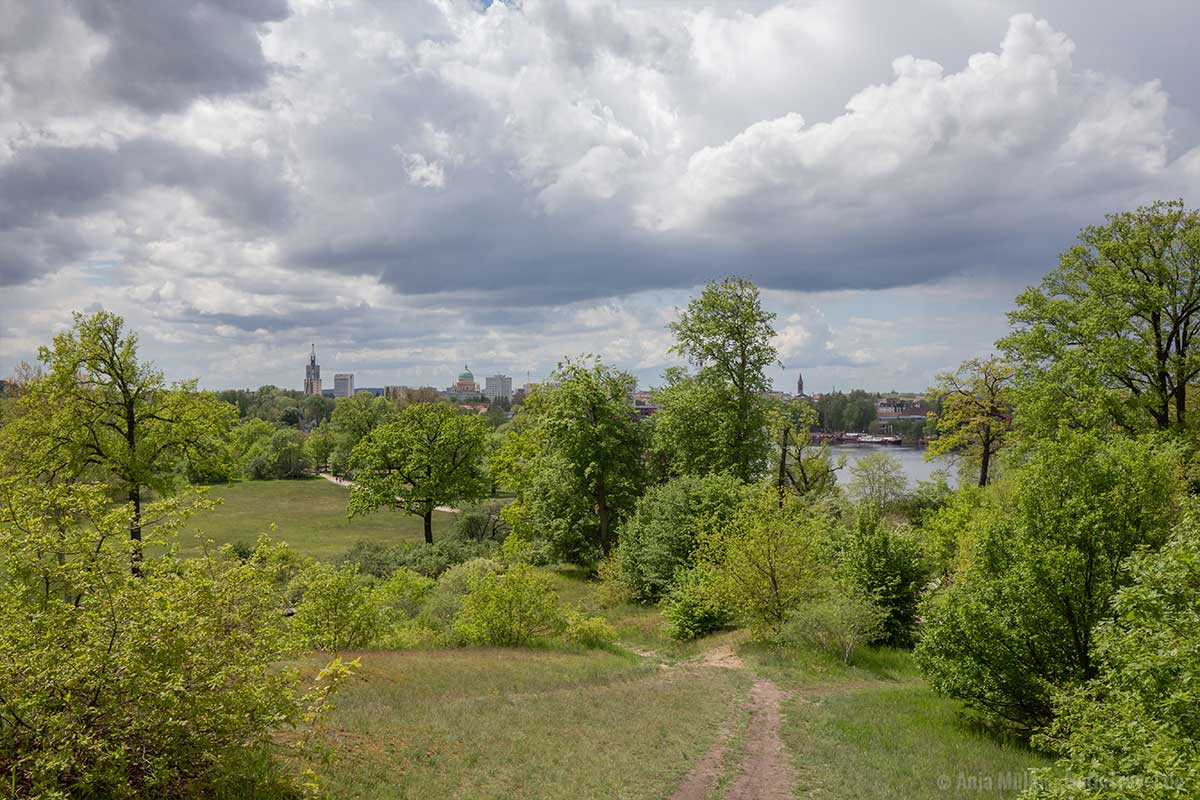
[978,425,992,487]
[777,424,789,506]
[129,487,143,575]
[423,508,434,544]
[596,475,611,556]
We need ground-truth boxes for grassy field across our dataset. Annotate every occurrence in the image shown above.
[179,478,456,559]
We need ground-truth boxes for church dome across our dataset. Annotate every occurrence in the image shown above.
[459,366,474,381]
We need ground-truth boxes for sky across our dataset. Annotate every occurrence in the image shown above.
[2,0,1198,394]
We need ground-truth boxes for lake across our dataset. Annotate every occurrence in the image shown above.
[827,443,956,487]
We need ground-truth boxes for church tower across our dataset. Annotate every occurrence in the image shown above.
[304,344,323,395]
[796,370,804,397]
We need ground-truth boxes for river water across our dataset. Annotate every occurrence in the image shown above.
[826,443,956,487]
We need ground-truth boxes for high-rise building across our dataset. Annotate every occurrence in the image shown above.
[484,374,512,403]
[334,373,354,398]
[304,344,322,396]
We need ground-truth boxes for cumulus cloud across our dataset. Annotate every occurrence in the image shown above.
[1,0,1199,392]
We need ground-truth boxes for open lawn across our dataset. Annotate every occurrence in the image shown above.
[179,479,456,559]
[274,569,1052,799]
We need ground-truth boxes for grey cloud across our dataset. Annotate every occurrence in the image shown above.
[73,0,288,112]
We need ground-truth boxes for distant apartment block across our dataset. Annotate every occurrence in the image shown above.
[484,374,513,403]
[334,373,354,398]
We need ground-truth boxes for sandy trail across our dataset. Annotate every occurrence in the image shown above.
[317,472,458,513]
[668,645,796,800]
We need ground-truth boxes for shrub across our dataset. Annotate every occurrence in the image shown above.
[700,486,828,641]
[453,564,565,646]
[915,433,1180,736]
[839,509,929,647]
[1024,510,1200,799]
[340,539,403,578]
[451,500,511,542]
[339,537,497,580]
[0,483,339,798]
[594,549,632,608]
[419,558,502,631]
[290,562,384,651]
[616,472,744,602]
[374,567,435,619]
[783,590,888,663]
[564,610,619,649]
[663,564,734,641]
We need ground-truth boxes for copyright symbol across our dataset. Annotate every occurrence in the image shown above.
[937,774,951,790]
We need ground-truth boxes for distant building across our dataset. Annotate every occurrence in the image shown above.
[796,370,804,397]
[384,385,406,402]
[334,373,354,398]
[304,344,322,396]
[451,366,479,395]
[484,374,512,404]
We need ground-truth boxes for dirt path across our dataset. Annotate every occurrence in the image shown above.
[668,645,796,800]
[317,473,458,513]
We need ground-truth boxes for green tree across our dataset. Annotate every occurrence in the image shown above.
[649,367,730,478]
[846,452,908,511]
[1002,200,1200,436]
[304,421,336,472]
[916,432,1181,736]
[331,391,395,448]
[667,276,778,481]
[2,311,236,566]
[494,359,646,563]
[926,356,1015,486]
[349,402,489,544]
[1025,508,1200,799]
[773,400,842,501]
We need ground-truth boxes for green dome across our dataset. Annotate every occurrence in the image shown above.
[458,366,474,381]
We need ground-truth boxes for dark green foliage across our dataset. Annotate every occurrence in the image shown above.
[662,564,734,641]
[245,428,313,479]
[616,472,744,602]
[916,433,1181,736]
[815,389,877,432]
[1025,508,1200,799]
[339,537,497,579]
[452,500,511,542]
[838,510,929,648]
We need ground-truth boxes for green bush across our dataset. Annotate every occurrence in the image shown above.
[451,500,511,542]
[374,567,435,619]
[1023,510,1200,799]
[915,433,1180,736]
[290,562,384,651]
[839,509,929,647]
[0,483,334,798]
[662,564,734,641]
[564,610,619,649]
[339,537,497,579]
[453,564,565,646]
[419,558,502,631]
[617,472,744,602]
[782,591,888,663]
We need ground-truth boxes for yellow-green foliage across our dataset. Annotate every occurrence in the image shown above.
[290,562,385,652]
[454,564,565,646]
[374,567,435,619]
[564,609,618,648]
[0,482,336,798]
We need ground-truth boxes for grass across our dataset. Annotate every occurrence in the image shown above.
[744,645,1053,799]
[179,478,456,559]
[291,648,751,799]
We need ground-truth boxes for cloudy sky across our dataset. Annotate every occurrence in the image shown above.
[2,0,1198,393]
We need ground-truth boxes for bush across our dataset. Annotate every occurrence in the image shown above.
[617,472,744,602]
[700,486,828,641]
[1023,510,1200,799]
[915,433,1180,736]
[594,549,632,608]
[663,564,734,641]
[339,537,497,580]
[783,591,888,663]
[0,483,338,798]
[453,564,565,646]
[419,558,502,631]
[839,509,929,647]
[451,500,510,542]
[290,562,384,651]
[374,567,435,619]
[564,610,619,649]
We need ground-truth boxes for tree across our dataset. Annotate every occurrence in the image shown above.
[1025,508,1200,799]
[915,432,1181,736]
[495,358,646,563]
[846,452,908,511]
[773,400,842,501]
[349,402,489,544]
[1002,200,1200,436]
[926,356,1015,486]
[649,367,731,479]
[330,391,395,447]
[815,390,877,433]
[1,311,236,567]
[304,421,336,472]
[668,276,778,481]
